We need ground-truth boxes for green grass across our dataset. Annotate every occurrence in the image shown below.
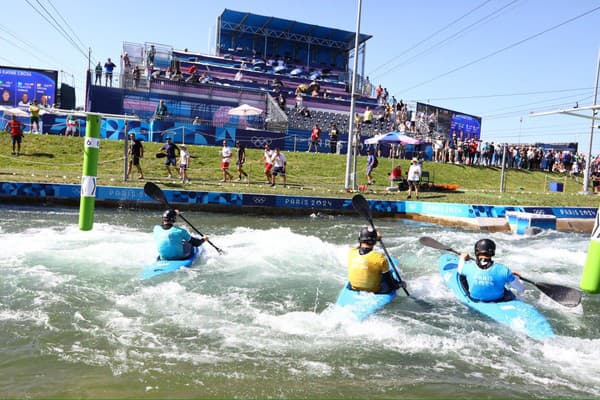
[1,131,598,207]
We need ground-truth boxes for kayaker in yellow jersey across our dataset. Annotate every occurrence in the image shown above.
[347,226,403,293]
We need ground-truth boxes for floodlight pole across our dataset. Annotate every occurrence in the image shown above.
[583,49,600,194]
[345,0,362,190]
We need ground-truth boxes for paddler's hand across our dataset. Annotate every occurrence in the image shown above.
[513,271,521,278]
[376,231,382,241]
[460,252,471,261]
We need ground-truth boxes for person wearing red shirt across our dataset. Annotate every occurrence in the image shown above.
[308,124,321,153]
[5,115,24,155]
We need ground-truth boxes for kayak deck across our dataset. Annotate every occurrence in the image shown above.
[439,253,554,340]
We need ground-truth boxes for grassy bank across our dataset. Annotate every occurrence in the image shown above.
[1,131,598,208]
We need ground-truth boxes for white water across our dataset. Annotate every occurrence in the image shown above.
[0,206,598,398]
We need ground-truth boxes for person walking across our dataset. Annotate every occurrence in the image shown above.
[366,149,378,185]
[29,100,40,133]
[220,140,234,182]
[270,148,287,187]
[5,115,24,155]
[160,137,179,179]
[260,144,274,184]
[235,140,249,181]
[126,133,144,180]
[406,157,421,199]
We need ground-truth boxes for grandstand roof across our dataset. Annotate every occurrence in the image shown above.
[219,9,372,51]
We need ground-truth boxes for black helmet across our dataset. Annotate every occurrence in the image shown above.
[358,226,378,245]
[474,239,495,257]
[162,209,177,223]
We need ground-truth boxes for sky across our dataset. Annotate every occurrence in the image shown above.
[2,0,600,154]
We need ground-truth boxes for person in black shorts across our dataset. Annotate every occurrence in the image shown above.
[235,140,248,181]
[592,166,600,193]
[160,137,179,179]
[126,133,144,180]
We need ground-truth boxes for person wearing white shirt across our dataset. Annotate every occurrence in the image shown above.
[406,157,422,199]
[220,140,234,182]
[270,148,287,187]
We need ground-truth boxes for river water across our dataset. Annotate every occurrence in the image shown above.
[0,205,598,398]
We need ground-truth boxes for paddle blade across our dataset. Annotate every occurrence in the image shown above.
[351,194,373,226]
[144,182,170,207]
[419,236,460,255]
[534,281,582,308]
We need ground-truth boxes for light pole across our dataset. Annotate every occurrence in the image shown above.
[582,49,600,194]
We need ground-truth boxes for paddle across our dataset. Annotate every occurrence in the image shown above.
[418,236,582,308]
[144,182,225,255]
[351,194,410,296]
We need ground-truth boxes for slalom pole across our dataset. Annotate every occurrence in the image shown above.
[79,113,101,231]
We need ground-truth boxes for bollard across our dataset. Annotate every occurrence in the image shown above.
[79,114,101,231]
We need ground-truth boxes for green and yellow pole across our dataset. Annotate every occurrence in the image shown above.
[581,208,600,293]
[79,113,101,231]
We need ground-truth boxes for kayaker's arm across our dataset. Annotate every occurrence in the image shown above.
[509,272,525,293]
[189,236,209,247]
[382,271,403,290]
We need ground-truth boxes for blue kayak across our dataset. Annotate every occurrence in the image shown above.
[439,254,554,340]
[141,245,205,280]
[335,259,400,321]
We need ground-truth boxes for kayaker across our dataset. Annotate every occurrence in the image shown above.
[458,238,525,302]
[347,226,403,293]
[153,209,208,260]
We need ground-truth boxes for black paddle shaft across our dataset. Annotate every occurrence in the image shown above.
[143,182,225,255]
[351,194,409,296]
[418,236,581,307]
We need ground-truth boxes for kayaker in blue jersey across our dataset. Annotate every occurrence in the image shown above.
[347,226,403,293]
[153,209,208,260]
[458,238,525,302]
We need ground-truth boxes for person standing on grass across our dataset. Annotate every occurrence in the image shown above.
[307,124,321,153]
[160,137,179,179]
[220,140,234,182]
[126,133,144,180]
[406,157,421,199]
[260,143,274,184]
[270,148,287,187]
[5,115,24,155]
[235,140,248,181]
[179,144,191,184]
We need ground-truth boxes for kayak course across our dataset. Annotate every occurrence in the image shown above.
[0,206,598,398]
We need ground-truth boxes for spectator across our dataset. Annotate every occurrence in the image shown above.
[192,116,201,125]
[94,62,102,85]
[329,123,339,154]
[122,52,131,74]
[363,106,373,124]
[179,144,191,184]
[308,124,321,153]
[132,66,141,88]
[104,58,116,87]
[154,100,168,120]
[366,148,377,185]
[29,100,40,133]
[220,140,234,182]
[65,114,78,136]
[160,137,179,179]
[5,115,24,155]
[270,148,287,187]
[147,45,156,65]
[234,69,243,81]
[277,92,286,110]
[592,166,600,193]
[126,133,144,180]
[260,144,274,184]
[299,106,311,119]
[235,140,248,181]
[406,158,422,199]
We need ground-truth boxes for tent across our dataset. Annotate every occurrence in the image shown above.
[364,131,423,179]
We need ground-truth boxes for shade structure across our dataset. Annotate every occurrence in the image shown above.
[228,104,263,117]
[364,131,422,145]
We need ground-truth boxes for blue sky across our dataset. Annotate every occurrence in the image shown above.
[2,0,600,154]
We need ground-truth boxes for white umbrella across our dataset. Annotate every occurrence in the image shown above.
[228,104,263,117]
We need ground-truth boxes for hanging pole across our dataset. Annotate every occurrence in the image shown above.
[583,48,600,194]
[344,0,362,190]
